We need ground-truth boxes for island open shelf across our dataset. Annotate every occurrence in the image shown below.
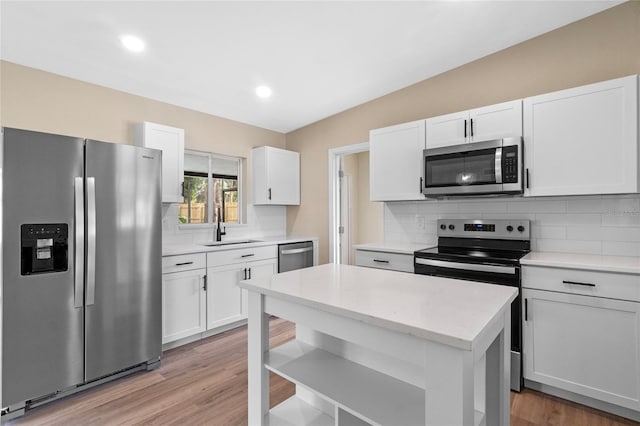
[266,340,426,425]
[240,264,516,426]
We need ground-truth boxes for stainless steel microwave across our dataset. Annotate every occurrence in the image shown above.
[423,137,523,197]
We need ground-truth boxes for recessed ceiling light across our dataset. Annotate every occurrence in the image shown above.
[120,35,145,53]
[256,85,272,99]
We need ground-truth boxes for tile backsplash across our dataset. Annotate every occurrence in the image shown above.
[384,194,640,256]
[162,204,287,246]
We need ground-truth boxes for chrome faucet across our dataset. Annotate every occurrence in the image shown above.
[216,207,226,241]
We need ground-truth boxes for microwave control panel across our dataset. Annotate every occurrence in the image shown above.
[502,145,519,183]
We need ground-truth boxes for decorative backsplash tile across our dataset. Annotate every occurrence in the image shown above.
[384,194,640,256]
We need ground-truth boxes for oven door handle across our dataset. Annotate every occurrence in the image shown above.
[415,258,517,275]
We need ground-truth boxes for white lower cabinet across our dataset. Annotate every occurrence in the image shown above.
[207,248,277,330]
[354,249,414,273]
[522,266,640,413]
[161,253,207,344]
[206,258,276,329]
[162,246,277,348]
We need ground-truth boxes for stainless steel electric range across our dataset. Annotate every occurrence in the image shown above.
[414,218,530,391]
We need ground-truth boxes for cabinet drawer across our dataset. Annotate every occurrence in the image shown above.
[355,250,413,273]
[162,253,206,274]
[207,245,277,267]
[522,266,640,302]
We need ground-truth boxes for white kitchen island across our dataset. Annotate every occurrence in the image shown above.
[239,263,517,426]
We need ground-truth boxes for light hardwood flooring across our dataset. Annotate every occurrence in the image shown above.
[9,318,638,426]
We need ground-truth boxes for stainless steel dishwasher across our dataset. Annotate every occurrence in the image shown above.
[278,241,314,272]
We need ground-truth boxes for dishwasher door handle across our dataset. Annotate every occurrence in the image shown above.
[280,247,313,255]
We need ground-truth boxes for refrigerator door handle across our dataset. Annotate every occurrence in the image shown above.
[74,177,85,309]
[86,177,97,306]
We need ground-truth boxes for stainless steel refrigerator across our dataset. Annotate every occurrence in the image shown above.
[1,127,162,416]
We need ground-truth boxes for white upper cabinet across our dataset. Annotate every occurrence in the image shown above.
[369,119,426,201]
[134,121,185,203]
[425,110,468,148]
[426,100,523,148]
[524,75,639,197]
[252,146,300,205]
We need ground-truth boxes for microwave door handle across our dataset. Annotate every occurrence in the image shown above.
[495,147,503,184]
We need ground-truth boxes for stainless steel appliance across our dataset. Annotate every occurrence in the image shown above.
[414,219,530,391]
[1,128,162,418]
[278,241,314,272]
[423,137,523,197]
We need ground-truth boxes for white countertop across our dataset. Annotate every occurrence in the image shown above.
[239,263,517,350]
[521,252,640,275]
[353,241,435,255]
[163,236,317,257]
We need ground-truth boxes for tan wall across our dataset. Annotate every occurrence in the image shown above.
[0,61,286,203]
[355,151,383,247]
[286,1,640,264]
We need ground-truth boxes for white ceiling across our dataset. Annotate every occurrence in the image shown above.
[0,1,623,133]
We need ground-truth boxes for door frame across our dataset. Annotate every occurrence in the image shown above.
[327,142,369,264]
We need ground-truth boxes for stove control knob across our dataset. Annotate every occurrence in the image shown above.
[440,224,446,230]
[517,225,525,233]
[506,225,514,232]
[448,224,455,230]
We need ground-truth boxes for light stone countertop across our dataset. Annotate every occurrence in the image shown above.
[521,252,640,275]
[239,263,517,350]
[162,236,318,257]
[353,241,435,255]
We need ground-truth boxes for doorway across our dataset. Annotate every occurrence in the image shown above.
[328,142,383,264]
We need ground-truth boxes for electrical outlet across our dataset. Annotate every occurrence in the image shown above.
[415,215,425,229]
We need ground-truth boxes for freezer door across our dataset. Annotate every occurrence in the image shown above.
[84,140,162,382]
[2,128,85,406]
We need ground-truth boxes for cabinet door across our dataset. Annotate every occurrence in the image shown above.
[241,259,277,318]
[370,120,426,201]
[252,147,300,205]
[207,264,244,330]
[162,270,206,344]
[135,122,185,203]
[267,148,300,205]
[469,99,522,142]
[523,288,640,410]
[425,110,469,148]
[523,75,638,196]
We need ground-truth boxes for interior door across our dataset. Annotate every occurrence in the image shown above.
[2,128,84,406]
[84,140,162,381]
[339,172,352,265]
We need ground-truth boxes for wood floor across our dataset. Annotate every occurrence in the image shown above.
[9,318,638,426]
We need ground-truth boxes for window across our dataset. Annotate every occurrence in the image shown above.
[179,151,242,225]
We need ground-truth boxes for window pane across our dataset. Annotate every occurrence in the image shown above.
[213,177,238,224]
[179,175,208,224]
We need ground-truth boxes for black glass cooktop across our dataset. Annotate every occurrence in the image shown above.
[415,237,530,266]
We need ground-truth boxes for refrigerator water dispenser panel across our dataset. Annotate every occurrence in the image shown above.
[21,223,69,275]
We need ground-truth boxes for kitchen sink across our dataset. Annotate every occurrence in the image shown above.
[202,239,262,247]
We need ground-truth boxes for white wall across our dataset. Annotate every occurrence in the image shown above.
[384,194,640,256]
[162,204,287,245]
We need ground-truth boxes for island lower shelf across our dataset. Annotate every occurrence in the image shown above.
[266,340,486,426]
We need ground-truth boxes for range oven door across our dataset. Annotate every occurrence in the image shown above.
[414,256,523,391]
[423,137,522,196]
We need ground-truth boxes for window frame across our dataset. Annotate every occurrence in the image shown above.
[181,150,243,226]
